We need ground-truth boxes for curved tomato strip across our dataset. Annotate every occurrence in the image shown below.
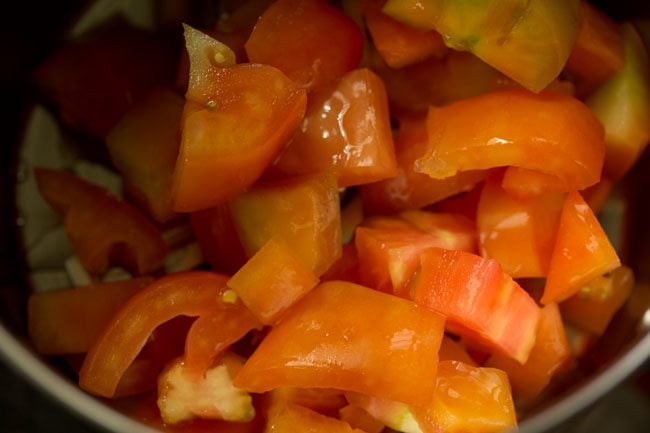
[183,308,261,379]
[34,168,167,275]
[234,280,445,407]
[416,89,605,192]
[79,271,244,397]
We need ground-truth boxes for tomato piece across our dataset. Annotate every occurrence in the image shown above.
[339,404,385,433]
[266,403,366,433]
[587,23,650,180]
[501,167,572,198]
[234,281,445,407]
[106,88,183,223]
[438,336,477,366]
[412,248,541,364]
[157,353,255,424]
[34,168,167,276]
[360,114,489,214]
[171,27,307,212]
[415,360,517,433]
[560,266,634,336]
[35,26,176,137]
[362,0,446,68]
[79,271,246,397]
[398,210,477,253]
[582,177,614,215]
[183,307,261,378]
[566,1,625,97]
[321,243,360,283]
[227,237,320,325]
[477,182,565,278]
[344,392,422,433]
[245,0,364,90]
[372,50,508,115]
[486,303,573,404]
[229,173,342,277]
[273,68,397,187]
[542,191,621,305]
[27,278,152,355]
[424,0,580,92]
[433,182,484,221]
[382,0,438,30]
[190,204,249,275]
[355,211,474,297]
[267,387,347,417]
[417,90,605,192]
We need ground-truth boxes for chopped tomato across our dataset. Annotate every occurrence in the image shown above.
[79,272,250,397]
[227,237,320,325]
[171,26,307,212]
[560,266,634,336]
[438,336,477,366]
[182,307,261,378]
[272,68,397,187]
[339,404,385,433]
[477,181,565,278]
[267,387,347,417]
[361,0,446,68]
[566,1,625,97]
[229,173,342,277]
[414,360,517,433]
[412,248,541,364]
[400,0,580,92]
[35,26,176,137]
[189,204,249,275]
[355,211,476,297]
[486,303,573,404]
[266,402,366,433]
[360,114,489,214]
[587,23,650,180]
[321,243,360,283]
[27,278,152,355]
[234,281,445,407]
[501,167,573,198]
[417,90,605,193]
[34,168,167,276]
[542,191,621,304]
[245,0,364,90]
[106,88,183,223]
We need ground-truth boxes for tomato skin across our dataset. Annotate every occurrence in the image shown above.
[34,168,167,276]
[417,89,605,192]
[234,281,445,407]
[27,278,152,355]
[273,68,397,187]
[79,272,250,397]
[229,173,342,277]
[245,0,364,91]
[542,191,621,305]
[412,248,541,364]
